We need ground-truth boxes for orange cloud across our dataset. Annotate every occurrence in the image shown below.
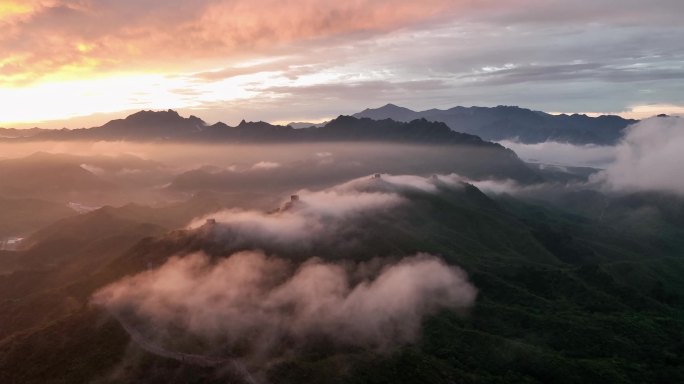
[193,0,451,48]
[0,0,469,86]
[0,1,33,20]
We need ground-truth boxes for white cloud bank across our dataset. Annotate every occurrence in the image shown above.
[94,251,476,361]
[188,173,465,246]
[498,139,616,168]
[593,117,684,195]
[92,173,477,374]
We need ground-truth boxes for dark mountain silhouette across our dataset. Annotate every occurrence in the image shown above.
[31,109,207,140]
[2,107,634,145]
[301,115,492,144]
[0,108,538,183]
[355,103,419,122]
[18,110,516,146]
[4,111,540,180]
[354,104,637,144]
[93,109,207,139]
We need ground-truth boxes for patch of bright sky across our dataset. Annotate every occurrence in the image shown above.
[0,69,272,126]
[0,58,371,127]
[0,74,183,125]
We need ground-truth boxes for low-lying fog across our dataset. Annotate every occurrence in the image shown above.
[0,141,525,205]
[1,116,683,242]
[0,141,504,169]
[0,140,525,240]
[498,117,684,195]
[499,139,616,168]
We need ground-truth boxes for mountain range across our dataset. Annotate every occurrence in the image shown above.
[1,105,638,145]
[351,104,637,144]
[0,110,544,183]
[1,109,493,144]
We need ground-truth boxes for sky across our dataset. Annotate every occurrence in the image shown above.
[1,0,683,128]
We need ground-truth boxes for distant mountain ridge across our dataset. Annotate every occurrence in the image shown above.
[353,104,637,144]
[0,127,49,139]
[2,105,637,145]
[3,109,509,148]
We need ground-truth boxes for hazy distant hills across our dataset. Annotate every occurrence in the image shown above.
[0,111,542,183]
[167,141,540,193]
[2,105,637,145]
[0,152,167,204]
[0,153,111,199]
[353,104,637,144]
[0,127,47,139]
[0,197,75,239]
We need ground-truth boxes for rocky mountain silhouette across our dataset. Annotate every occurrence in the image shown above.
[354,104,637,144]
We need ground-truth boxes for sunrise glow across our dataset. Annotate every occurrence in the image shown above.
[1,0,683,126]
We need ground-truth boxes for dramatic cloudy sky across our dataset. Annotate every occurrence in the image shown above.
[1,0,683,127]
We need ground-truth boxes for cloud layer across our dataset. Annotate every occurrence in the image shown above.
[94,251,476,364]
[498,140,616,168]
[89,172,476,376]
[472,117,684,198]
[594,117,684,194]
[2,1,684,126]
[0,0,455,85]
[188,174,465,249]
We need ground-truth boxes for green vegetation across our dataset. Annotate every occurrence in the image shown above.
[266,188,684,383]
[0,185,683,383]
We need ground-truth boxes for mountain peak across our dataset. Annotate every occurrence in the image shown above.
[377,103,413,112]
[84,109,209,139]
[122,109,208,124]
[114,109,207,127]
[124,109,185,121]
[380,103,402,109]
[354,104,418,122]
